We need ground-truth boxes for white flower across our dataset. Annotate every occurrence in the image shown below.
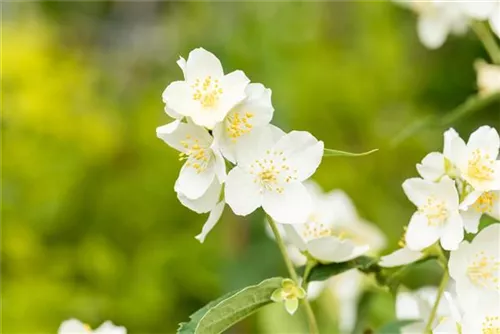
[225,129,323,224]
[459,0,500,38]
[450,125,500,192]
[475,61,500,96]
[213,83,274,163]
[432,292,462,334]
[162,48,250,129]
[58,319,126,334]
[162,57,187,120]
[460,190,500,234]
[283,185,374,263]
[461,297,500,334]
[448,223,500,313]
[396,287,452,334]
[396,0,468,49]
[403,176,463,251]
[156,120,226,200]
[380,247,424,268]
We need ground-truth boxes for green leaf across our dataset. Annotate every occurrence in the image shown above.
[377,320,420,334]
[177,277,283,334]
[323,148,378,157]
[305,256,379,282]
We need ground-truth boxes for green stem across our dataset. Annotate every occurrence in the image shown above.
[301,260,317,291]
[266,215,319,334]
[471,21,500,65]
[424,249,449,334]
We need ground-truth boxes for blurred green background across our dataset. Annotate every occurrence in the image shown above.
[2,2,499,333]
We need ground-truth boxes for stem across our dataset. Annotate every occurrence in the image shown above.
[424,270,449,333]
[266,215,319,334]
[471,21,500,65]
[301,260,317,291]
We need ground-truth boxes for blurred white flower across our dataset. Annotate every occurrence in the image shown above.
[475,60,500,96]
[213,83,274,163]
[380,247,424,268]
[58,319,126,334]
[403,176,463,251]
[396,0,468,49]
[156,120,226,200]
[162,48,249,129]
[461,297,500,334]
[396,287,452,334]
[448,223,500,313]
[459,0,500,38]
[432,292,462,334]
[225,130,323,224]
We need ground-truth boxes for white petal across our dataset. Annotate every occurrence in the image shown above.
[272,131,324,181]
[417,152,446,181]
[306,281,326,301]
[161,81,198,118]
[459,1,496,19]
[487,190,500,220]
[217,70,250,122]
[447,134,468,169]
[405,212,441,251]
[447,240,471,282]
[467,125,500,158]
[440,211,464,251]
[283,224,308,251]
[437,176,460,210]
[490,8,500,39]
[164,106,183,120]
[459,190,482,210]
[263,182,312,224]
[307,236,356,263]
[195,200,225,243]
[379,248,424,268]
[58,319,88,334]
[177,56,187,73]
[402,177,435,207]
[177,178,221,214]
[233,125,279,166]
[472,222,500,244]
[460,208,482,234]
[175,163,215,200]
[240,83,274,127]
[94,321,127,334]
[185,48,223,81]
[417,14,450,49]
[213,151,226,183]
[443,128,459,159]
[327,189,358,224]
[157,120,213,153]
[396,292,421,320]
[225,167,262,216]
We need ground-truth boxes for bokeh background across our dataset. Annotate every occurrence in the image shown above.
[2,1,499,333]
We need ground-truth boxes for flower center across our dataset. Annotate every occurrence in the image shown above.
[473,191,498,214]
[482,316,500,334]
[419,196,449,226]
[191,76,223,108]
[179,135,211,173]
[225,111,254,141]
[249,150,297,194]
[468,149,495,181]
[467,251,500,290]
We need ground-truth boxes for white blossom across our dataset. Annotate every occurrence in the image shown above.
[461,297,500,334]
[475,61,500,97]
[459,0,500,38]
[162,48,249,129]
[225,129,323,224]
[403,176,463,251]
[380,247,424,268]
[396,0,468,49]
[58,319,126,334]
[460,190,500,234]
[213,83,274,163]
[156,120,226,200]
[448,223,500,313]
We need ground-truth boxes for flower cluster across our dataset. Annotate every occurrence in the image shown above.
[157,48,324,242]
[395,0,500,49]
[58,319,126,334]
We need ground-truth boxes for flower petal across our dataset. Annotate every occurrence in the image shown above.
[185,48,223,81]
[467,125,500,158]
[195,200,225,243]
[58,319,88,334]
[284,298,299,315]
[440,211,464,251]
[402,177,435,207]
[157,120,213,153]
[307,236,361,263]
[405,212,441,251]
[213,150,227,183]
[460,208,482,234]
[94,321,126,334]
[283,224,308,251]
[263,182,312,224]
[417,13,450,49]
[490,8,500,39]
[225,166,262,216]
[272,131,324,181]
[161,81,198,118]
[379,248,424,268]
[178,178,221,214]
[417,152,445,181]
[175,162,215,200]
[459,1,496,19]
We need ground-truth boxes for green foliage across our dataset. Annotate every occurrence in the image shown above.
[178,278,282,334]
[305,256,379,282]
[376,320,420,334]
[323,148,379,157]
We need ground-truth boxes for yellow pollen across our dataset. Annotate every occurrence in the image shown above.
[225,111,254,142]
[192,76,223,108]
[249,150,297,194]
[468,149,495,181]
[473,191,498,214]
[83,324,92,333]
[482,316,500,334]
[178,135,211,173]
[419,196,449,226]
[467,251,500,290]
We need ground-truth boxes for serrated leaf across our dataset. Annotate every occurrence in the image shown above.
[177,277,283,334]
[305,256,379,282]
[323,148,378,157]
[377,320,420,334]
